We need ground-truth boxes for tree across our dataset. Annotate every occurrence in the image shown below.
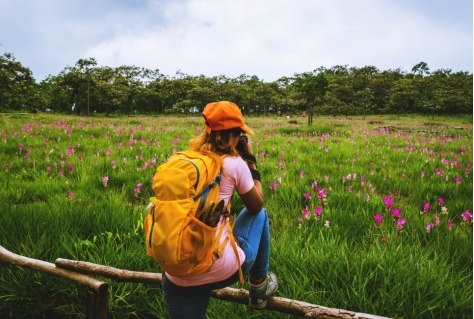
[411,61,430,77]
[325,65,353,116]
[0,53,38,112]
[57,58,97,115]
[188,75,218,112]
[350,66,378,119]
[255,81,278,116]
[274,76,295,116]
[114,65,148,115]
[293,69,329,125]
[76,58,98,116]
[38,75,70,112]
[169,71,195,115]
[371,69,404,114]
[430,69,473,117]
[387,78,417,116]
[239,75,262,115]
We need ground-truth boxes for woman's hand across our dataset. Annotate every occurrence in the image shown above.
[237,135,253,154]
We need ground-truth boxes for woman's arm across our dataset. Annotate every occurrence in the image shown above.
[237,136,264,214]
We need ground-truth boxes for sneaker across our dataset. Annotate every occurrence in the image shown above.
[248,272,278,309]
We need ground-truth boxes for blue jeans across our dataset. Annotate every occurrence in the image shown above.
[162,207,270,319]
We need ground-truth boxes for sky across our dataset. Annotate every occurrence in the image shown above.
[1,0,472,82]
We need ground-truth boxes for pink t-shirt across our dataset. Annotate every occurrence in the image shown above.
[166,156,253,286]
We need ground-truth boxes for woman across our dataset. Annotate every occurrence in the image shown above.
[162,101,278,318]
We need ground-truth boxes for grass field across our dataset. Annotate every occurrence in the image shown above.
[0,113,472,319]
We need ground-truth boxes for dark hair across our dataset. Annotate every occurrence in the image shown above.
[188,129,240,157]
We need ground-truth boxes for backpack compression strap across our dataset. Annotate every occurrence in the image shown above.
[226,215,244,284]
[211,215,244,285]
[193,173,222,211]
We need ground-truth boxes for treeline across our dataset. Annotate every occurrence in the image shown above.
[1,52,472,118]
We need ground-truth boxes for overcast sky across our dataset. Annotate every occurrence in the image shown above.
[1,0,472,82]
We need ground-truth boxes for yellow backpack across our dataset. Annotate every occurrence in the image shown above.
[144,150,243,282]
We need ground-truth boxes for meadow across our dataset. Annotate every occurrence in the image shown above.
[0,112,472,319]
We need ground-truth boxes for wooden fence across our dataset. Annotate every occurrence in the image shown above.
[0,245,392,319]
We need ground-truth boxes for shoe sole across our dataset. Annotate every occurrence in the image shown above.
[249,299,268,309]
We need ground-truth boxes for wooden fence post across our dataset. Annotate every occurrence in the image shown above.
[86,289,109,319]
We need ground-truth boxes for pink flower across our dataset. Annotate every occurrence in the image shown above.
[425,223,434,232]
[269,182,278,190]
[454,176,461,184]
[67,192,74,199]
[111,160,117,168]
[434,216,440,226]
[324,220,330,228]
[68,164,74,172]
[302,206,310,220]
[383,195,394,208]
[315,186,328,199]
[447,220,453,230]
[303,192,311,200]
[396,218,406,232]
[314,207,322,220]
[421,171,425,178]
[297,217,302,228]
[381,236,387,243]
[46,167,51,173]
[422,202,430,213]
[437,197,444,206]
[391,208,402,221]
[102,176,109,187]
[59,170,64,177]
[461,210,472,223]
[360,176,365,185]
[299,170,304,179]
[373,214,383,227]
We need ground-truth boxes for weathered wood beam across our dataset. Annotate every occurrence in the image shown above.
[55,258,392,319]
[0,245,107,294]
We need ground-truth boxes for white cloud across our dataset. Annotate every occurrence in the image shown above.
[2,0,471,81]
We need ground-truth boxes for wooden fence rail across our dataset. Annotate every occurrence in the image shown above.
[1,245,392,319]
[0,245,108,319]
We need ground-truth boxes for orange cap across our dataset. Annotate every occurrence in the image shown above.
[202,101,255,135]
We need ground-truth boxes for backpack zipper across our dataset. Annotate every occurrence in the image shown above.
[148,205,155,248]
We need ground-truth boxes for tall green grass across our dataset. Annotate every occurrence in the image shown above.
[0,113,472,318]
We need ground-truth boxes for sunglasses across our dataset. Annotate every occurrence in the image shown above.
[231,128,245,136]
